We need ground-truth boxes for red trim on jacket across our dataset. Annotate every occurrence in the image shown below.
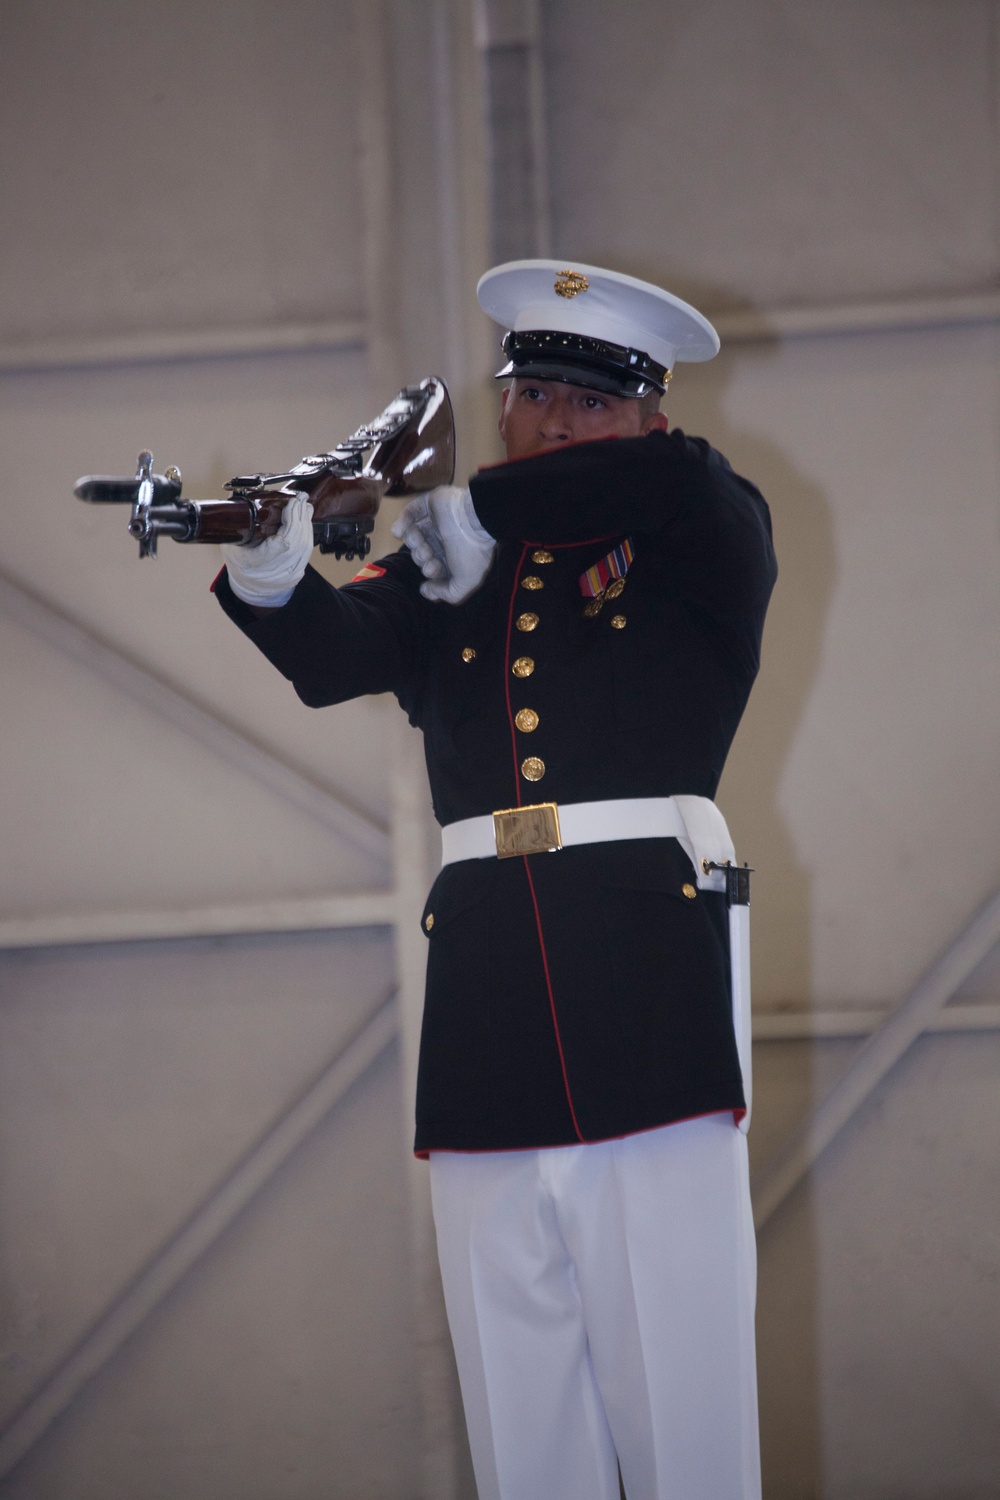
[414,1109,739,1159]
[521,856,586,1144]
[520,535,619,550]
[476,435,620,473]
[501,541,585,1144]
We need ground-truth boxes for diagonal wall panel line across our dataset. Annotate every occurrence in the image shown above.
[0,993,400,1483]
[0,568,390,864]
[752,887,1000,1229]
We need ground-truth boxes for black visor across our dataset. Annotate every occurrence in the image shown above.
[496,329,670,398]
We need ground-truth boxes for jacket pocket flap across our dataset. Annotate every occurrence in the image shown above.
[421,862,494,935]
[596,836,700,897]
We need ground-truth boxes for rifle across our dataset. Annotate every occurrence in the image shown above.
[74,376,454,560]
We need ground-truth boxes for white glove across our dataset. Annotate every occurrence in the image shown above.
[221,492,314,607]
[391,485,495,604]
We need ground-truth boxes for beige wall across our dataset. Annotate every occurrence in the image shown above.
[0,2,366,349]
[1,2,999,1496]
[546,0,999,309]
[0,935,414,1500]
[683,322,1000,1009]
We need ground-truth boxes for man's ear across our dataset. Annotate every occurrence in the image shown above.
[640,410,669,436]
[498,386,510,442]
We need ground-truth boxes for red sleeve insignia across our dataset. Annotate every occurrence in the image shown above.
[350,563,387,583]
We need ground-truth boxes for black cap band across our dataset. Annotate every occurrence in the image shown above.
[497,328,670,398]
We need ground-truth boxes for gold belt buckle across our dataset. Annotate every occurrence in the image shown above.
[492,802,562,859]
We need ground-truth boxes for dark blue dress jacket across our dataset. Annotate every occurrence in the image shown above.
[216,429,777,1154]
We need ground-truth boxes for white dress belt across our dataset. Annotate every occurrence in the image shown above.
[440,795,735,892]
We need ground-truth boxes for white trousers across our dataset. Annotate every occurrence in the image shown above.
[429,1114,760,1500]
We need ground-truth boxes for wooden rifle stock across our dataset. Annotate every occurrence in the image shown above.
[74,377,455,560]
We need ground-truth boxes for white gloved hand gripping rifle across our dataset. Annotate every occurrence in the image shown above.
[391,485,496,604]
[221,492,314,607]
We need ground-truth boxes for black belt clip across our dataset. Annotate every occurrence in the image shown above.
[703,859,754,908]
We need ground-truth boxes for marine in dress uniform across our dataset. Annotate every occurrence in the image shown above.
[216,261,777,1500]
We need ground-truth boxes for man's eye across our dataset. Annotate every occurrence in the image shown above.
[582,396,606,410]
[522,387,544,401]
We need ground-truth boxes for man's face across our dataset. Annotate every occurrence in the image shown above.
[498,376,667,461]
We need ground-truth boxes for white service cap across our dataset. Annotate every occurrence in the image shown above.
[477,259,719,397]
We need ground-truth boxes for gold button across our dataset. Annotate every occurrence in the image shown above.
[521,756,545,782]
[461,646,476,662]
[605,578,626,599]
[682,884,697,900]
[514,708,539,732]
[583,596,603,618]
[521,575,544,591]
[611,614,627,629]
[516,612,539,632]
[511,656,535,677]
[532,550,554,565]
[425,912,435,930]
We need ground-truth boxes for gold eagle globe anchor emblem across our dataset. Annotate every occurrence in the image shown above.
[554,269,589,298]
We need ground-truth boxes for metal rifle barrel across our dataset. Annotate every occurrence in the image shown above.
[125,499,258,545]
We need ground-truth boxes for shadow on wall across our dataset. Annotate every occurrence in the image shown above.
[653,278,836,1500]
